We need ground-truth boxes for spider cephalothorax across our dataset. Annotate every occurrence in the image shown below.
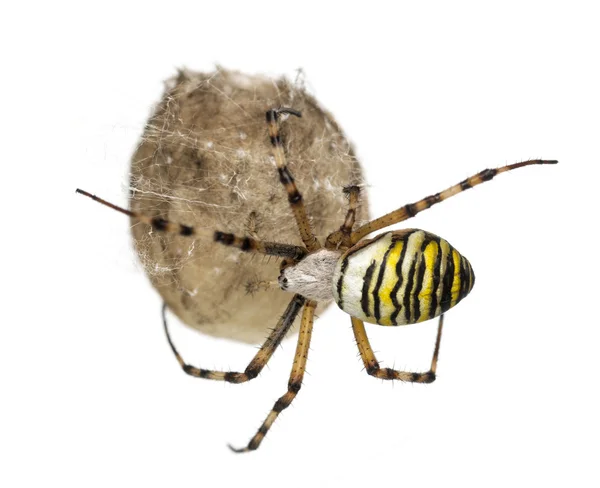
[278,248,341,302]
[77,107,556,452]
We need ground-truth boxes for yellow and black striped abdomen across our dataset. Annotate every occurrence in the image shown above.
[332,230,474,326]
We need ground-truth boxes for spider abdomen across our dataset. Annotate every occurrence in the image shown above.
[332,229,475,326]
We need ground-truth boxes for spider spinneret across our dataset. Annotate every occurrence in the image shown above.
[77,106,557,453]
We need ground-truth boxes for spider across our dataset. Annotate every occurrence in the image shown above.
[77,107,557,452]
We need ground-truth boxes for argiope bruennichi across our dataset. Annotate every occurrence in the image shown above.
[77,107,557,452]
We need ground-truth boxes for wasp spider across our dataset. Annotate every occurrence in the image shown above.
[77,107,557,452]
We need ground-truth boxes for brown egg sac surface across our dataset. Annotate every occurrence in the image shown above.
[130,68,369,344]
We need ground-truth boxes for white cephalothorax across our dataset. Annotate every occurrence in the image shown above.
[279,249,342,302]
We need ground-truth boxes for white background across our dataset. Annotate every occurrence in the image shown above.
[2,1,599,487]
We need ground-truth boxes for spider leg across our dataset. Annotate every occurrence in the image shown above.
[76,188,198,236]
[229,299,317,452]
[162,295,305,383]
[214,232,307,261]
[266,109,321,252]
[351,159,558,243]
[351,315,444,383]
[325,185,361,250]
[76,189,307,260]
